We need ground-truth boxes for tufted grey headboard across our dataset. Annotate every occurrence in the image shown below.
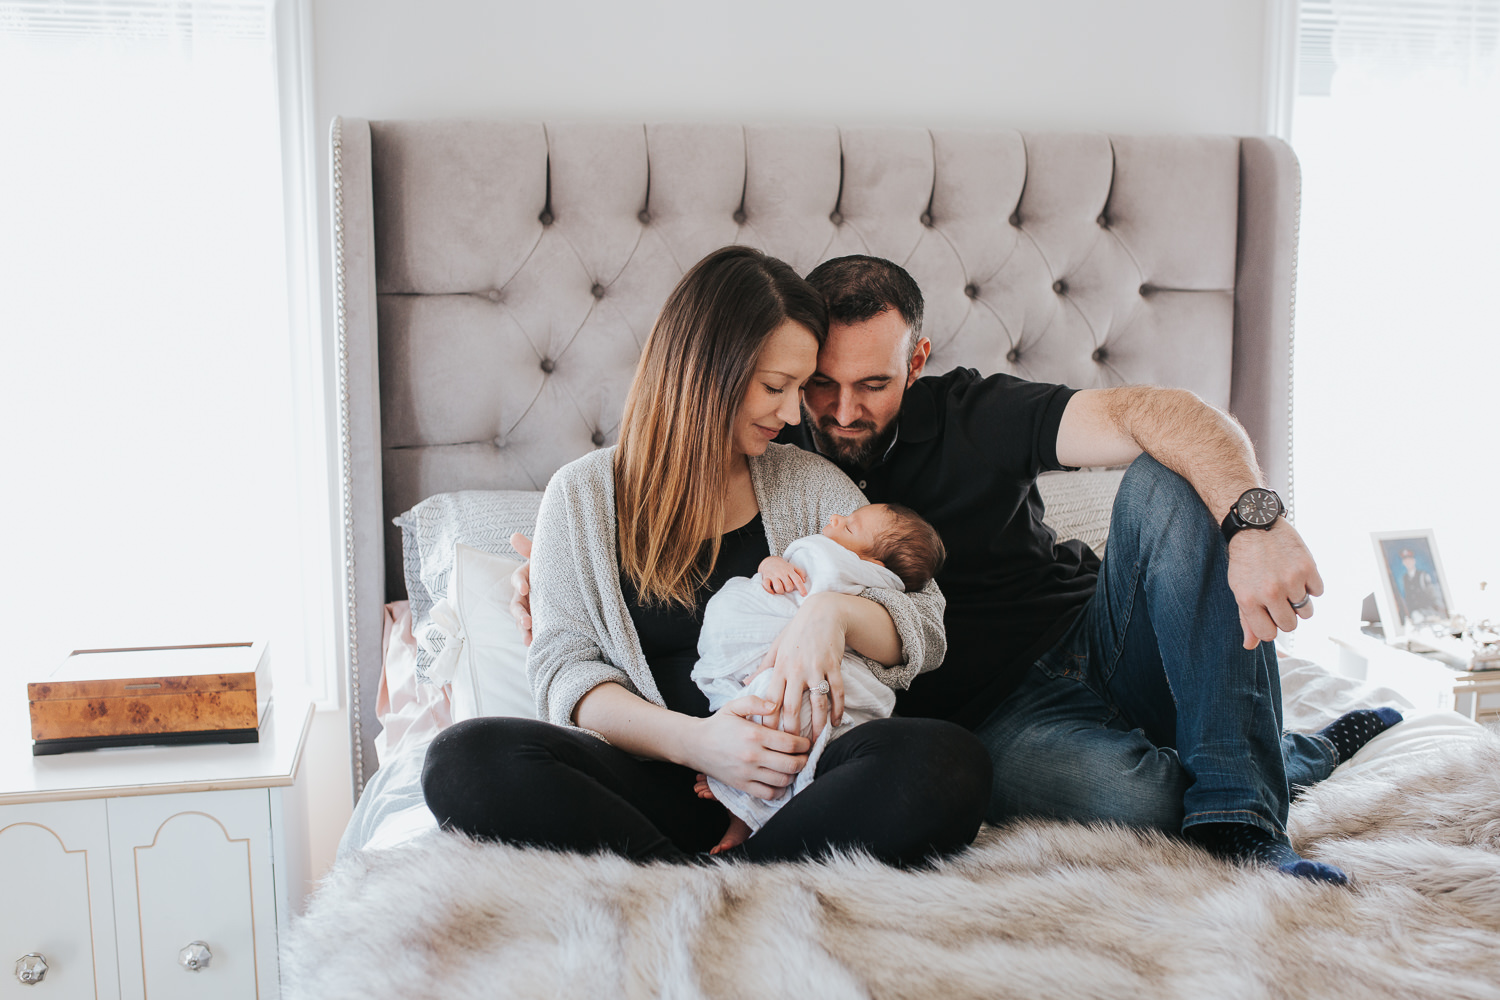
[331,119,1299,798]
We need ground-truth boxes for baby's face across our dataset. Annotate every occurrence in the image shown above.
[822,505,891,563]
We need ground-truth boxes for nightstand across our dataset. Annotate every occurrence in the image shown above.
[1453,670,1500,727]
[0,694,313,999]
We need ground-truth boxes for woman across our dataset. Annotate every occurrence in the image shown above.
[423,246,990,865]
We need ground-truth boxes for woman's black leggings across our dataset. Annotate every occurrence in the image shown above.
[422,716,993,866]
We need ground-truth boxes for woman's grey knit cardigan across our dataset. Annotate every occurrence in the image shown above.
[526,443,947,731]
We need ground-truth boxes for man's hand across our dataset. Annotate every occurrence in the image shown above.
[1225,519,1323,649]
[750,592,847,736]
[508,533,533,646]
[758,556,808,596]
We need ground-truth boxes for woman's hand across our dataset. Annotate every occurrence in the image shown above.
[753,592,849,737]
[686,695,811,801]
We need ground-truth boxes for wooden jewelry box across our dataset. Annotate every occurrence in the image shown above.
[27,641,271,755]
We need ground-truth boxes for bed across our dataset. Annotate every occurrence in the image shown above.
[283,121,1500,998]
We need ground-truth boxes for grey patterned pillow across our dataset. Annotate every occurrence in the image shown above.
[1036,468,1126,557]
[394,490,544,682]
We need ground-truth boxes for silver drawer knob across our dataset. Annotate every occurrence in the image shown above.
[178,942,212,972]
[15,954,48,985]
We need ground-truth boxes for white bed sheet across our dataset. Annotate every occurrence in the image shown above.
[344,651,1485,857]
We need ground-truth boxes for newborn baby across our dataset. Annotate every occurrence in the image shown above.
[691,502,945,854]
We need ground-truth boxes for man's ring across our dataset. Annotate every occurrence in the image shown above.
[1290,595,1311,610]
[812,680,831,696]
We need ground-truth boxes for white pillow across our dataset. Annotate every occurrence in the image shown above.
[421,543,536,722]
[1036,467,1126,557]
[393,489,543,682]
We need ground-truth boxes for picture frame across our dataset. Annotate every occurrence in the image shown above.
[1371,529,1453,642]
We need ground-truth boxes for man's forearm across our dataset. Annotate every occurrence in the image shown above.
[1099,386,1263,521]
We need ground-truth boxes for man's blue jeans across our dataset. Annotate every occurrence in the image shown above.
[974,454,1337,842]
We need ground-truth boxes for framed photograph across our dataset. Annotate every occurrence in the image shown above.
[1371,529,1452,641]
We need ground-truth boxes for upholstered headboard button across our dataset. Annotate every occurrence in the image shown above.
[637,210,651,225]
[591,430,606,447]
[964,284,979,299]
[1092,347,1108,362]
[920,212,934,227]
[540,358,556,373]
[591,283,605,299]
[1053,279,1068,294]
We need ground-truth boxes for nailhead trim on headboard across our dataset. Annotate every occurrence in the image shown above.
[331,115,366,795]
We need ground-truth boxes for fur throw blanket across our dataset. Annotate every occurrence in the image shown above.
[285,734,1500,1000]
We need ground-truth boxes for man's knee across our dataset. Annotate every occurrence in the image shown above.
[1110,453,1218,555]
[1115,453,1201,520]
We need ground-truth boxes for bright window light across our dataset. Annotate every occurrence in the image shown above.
[0,3,313,698]
[1291,1,1500,647]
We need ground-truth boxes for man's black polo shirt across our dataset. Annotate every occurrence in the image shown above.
[778,367,1101,729]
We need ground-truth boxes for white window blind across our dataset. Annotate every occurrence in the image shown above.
[0,0,327,700]
[1,0,269,38]
[1290,0,1500,646]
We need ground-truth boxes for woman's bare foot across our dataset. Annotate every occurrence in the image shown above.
[710,816,751,855]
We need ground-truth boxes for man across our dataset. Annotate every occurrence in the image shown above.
[513,256,1401,883]
[1397,548,1446,625]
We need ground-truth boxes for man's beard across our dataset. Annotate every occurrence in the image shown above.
[808,414,897,470]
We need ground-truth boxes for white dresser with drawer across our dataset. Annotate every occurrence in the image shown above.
[0,697,312,999]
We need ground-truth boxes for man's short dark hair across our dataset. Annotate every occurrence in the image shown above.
[869,503,946,592]
[804,255,925,359]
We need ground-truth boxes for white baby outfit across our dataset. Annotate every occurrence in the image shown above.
[691,533,903,833]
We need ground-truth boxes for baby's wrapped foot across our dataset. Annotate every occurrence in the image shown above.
[709,816,751,855]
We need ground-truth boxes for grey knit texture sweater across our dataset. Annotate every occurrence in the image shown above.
[526,443,947,732]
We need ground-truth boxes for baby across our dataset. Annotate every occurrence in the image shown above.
[691,502,946,854]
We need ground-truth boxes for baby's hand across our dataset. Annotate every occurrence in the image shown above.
[759,556,807,596]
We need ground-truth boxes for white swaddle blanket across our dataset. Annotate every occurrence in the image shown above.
[692,534,902,833]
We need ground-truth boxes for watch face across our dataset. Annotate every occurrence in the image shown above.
[1236,488,1282,527]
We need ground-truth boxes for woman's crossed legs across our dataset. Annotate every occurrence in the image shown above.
[422,716,991,867]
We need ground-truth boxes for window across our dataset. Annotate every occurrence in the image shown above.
[0,0,331,700]
[1288,0,1500,645]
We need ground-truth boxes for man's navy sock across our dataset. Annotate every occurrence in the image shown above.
[1319,707,1403,764]
[1189,822,1348,885]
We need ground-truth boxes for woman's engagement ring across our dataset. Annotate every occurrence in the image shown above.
[812,680,831,696]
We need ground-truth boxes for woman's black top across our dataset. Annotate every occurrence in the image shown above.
[621,514,769,718]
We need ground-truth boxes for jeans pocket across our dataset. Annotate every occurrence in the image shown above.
[1035,648,1088,682]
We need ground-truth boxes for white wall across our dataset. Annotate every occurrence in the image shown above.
[312,0,1272,133]
[301,0,1276,875]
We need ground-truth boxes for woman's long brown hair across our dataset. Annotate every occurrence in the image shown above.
[615,246,827,609]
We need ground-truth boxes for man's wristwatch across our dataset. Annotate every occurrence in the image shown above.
[1220,487,1284,544]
